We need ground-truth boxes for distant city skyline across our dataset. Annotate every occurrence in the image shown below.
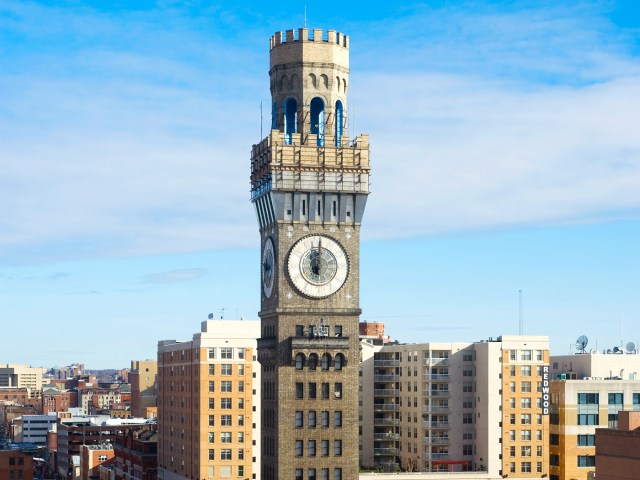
[1,0,639,369]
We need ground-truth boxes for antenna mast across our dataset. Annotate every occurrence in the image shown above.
[519,290,524,335]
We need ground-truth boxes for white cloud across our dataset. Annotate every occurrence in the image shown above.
[1,1,638,265]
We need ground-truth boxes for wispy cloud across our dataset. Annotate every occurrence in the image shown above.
[1,1,638,266]
[141,268,207,284]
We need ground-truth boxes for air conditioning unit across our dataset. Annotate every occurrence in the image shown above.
[319,326,329,337]
[335,391,341,398]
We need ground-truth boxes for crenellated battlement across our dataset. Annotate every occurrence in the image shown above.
[270,28,349,50]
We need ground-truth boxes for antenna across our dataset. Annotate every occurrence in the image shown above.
[575,335,589,354]
[518,290,524,335]
[304,5,307,28]
[219,308,225,319]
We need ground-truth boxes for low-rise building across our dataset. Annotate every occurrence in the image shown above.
[595,410,640,480]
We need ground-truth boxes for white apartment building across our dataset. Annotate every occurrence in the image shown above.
[13,412,58,446]
[359,335,549,478]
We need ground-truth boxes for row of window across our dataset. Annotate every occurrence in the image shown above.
[208,398,245,409]
[577,392,640,405]
[295,353,345,371]
[509,380,545,393]
[509,365,545,376]
[208,347,244,360]
[295,439,342,456]
[295,467,342,480]
[508,350,545,361]
[508,413,544,425]
[295,410,343,428]
[507,429,543,441]
[207,414,245,427]
[207,432,245,444]
[207,364,245,376]
[207,380,245,393]
[207,448,246,461]
[296,382,343,399]
[507,461,543,474]
[509,445,544,457]
[507,397,544,409]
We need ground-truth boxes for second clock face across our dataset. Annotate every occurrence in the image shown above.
[287,235,348,298]
[262,237,275,298]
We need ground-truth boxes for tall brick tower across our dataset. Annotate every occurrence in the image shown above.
[251,28,370,480]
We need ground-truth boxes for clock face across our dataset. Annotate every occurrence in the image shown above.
[287,235,348,298]
[262,237,275,298]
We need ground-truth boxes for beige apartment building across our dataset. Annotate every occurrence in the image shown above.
[0,365,44,390]
[549,352,640,480]
[130,360,158,418]
[157,320,260,480]
[359,335,549,478]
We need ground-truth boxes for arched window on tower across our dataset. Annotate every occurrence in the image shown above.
[284,98,297,145]
[321,353,331,371]
[271,102,278,130]
[310,97,325,147]
[335,100,343,146]
[295,353,305,370]
[308,353,318,371]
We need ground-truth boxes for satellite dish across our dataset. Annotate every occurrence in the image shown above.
[575,335,589,353]
[626,342,636,353]
[208,313,214,320]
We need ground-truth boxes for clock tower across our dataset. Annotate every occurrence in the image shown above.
[251,28,370,480]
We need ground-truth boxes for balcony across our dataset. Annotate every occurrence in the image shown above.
[430,421,450,428]
[374,433,400,440]
[430,406,450,413]
[430,437,451,445]
[430,390,451,397]
[430,374,450,381]
[374,374,400,382]
[374,389,400,397]
[431,453,450,459]
[374,447,400,456]
[373,404,399,412]
[374,418,400,426]
[374,359,400,367]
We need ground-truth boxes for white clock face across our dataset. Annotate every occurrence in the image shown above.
[262,237,275,298]
[287,235,348,298]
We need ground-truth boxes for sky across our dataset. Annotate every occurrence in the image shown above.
[1,0,639,369]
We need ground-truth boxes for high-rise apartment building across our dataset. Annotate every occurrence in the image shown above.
[157,320,260,480]
[130,360,158,419]
[359,335,549,477]
[548,352,640,480]
[0,365,44,390]
[251,27,370,480]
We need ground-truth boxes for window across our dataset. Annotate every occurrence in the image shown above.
[536,414,542,425]
[509,414,516,425]
[334,468,342,480]
[221,364,232,375]
[209,398,215,409]
[238,364,244,375]
[295,325,304,336]
[308,410,317,428]
[221,398,232,409]
[295,440,303,456]
[510,350,517,361]
[537,445,543,457]
[238,432,244,443]
[309,468,317,480]
[238,380,244,393]
[221,432,232,443]
[536,462,542,473]
[321,354,331,370]
[208,348,216,359]
[335,354,344,370]
[509,398,516,408]
[537,429,543,441]
[334,325,343,337]
[237,465,244,477]
[321,439,329,456]
[578,414,599,425]
[521,397,532,408]
[521,446,531,457]
[209,381,215,392]
[463,398,473,408]
[521,350,532,361]
[221,415,232,426]
[208,432,215,443]
[295,411,303,428]
[309,382,317,399]
[334,439,342,456]
[521,430,532,441]
[510,365,516,376]
[550,434,559,446]
[295,469,303,480]
[521,462,531,473]
[237,415,244,426]
[510,462,516,473]
[296,383,304,399]
[510,430,516,441]
[521,381,531,392]
[334,383,342,399]
[221,381,232,392]
[308,354,318,370]
[308,440,316,456]
[296,353,305,370]
[578,434,596,446]
[321,410,329,427]
[510,446,516,457]
[237,398,244,409]
[510,381,516,393]
[221,347,233,359]
[221,449,232,460]
[521,414,532,424]
[608,392,623,404]
[334,411,342,427]
[238,349,244,359]
[463,413,473,424]
[463,352,473,361]
[208,364,215,375]
[577,456,596,467]
[463,444,473,455]
[521,365,531,376]
[209,415,215,426]
[209,449,215,460]
[578,393,599,404]
[238,449,244,460]
[322,383,329,399]
[463,382,473,393]
[321,468,329,480]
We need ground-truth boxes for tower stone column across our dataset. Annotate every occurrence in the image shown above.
[251,28,370,480]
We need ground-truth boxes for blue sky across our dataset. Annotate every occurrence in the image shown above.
[1,0,639,369]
